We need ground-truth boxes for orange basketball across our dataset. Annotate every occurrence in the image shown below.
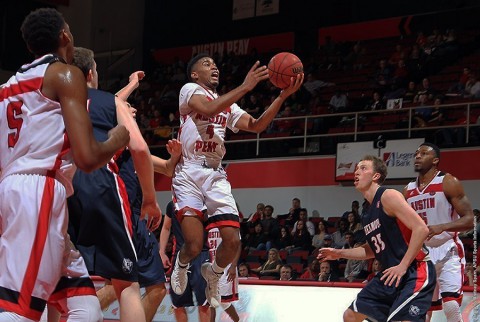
[267,52,303,89]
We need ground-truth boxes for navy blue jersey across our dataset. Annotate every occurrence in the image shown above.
[362,187,427,270]
[86,88,117,142]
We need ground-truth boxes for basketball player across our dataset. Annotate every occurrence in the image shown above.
[170,53,303,307]
[66,47,161,322]
[0,8,129,321]
[159,201,210,322]
[206,228,240,322]
[404,142,474,322]
[319,155,436,322]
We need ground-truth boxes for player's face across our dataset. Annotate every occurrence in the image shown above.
[414,146,437,173]
[354,160,375,191]
[193,57,219,89]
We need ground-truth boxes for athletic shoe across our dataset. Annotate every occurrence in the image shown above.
[201,262,221,308]
[170,253,189,295]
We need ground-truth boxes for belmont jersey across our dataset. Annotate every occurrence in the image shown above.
[405,171,459,247]
[0,54,75,195]
[178,83,246,167]
[363,187,428,269]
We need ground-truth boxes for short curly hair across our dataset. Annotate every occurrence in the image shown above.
[21,8,65,57]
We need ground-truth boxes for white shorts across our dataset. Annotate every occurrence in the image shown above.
[0,174,68,320]
[427,239,465,304]
[173,162,239,227]
[219,264,239,303]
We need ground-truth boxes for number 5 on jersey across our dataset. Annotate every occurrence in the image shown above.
[7,101,24,148]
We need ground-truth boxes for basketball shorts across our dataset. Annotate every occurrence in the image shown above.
[132,205,166,288]
[67,168,138,282]
[0,174,68,321]
[172,162,239,230]
[350,260,436,322]
[427,240,465,307]
[170,250,209,308]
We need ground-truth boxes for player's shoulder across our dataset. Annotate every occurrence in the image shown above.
[45,61,84,84]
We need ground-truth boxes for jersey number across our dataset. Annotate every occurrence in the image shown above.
[7,101,24,148]
[206,125,214,139]
[371,233,385,254]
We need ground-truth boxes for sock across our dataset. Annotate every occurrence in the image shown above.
[212,261,225,275]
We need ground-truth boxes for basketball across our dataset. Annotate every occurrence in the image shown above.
[267,52,303,89]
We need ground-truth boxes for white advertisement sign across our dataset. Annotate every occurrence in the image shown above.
[232,0,255,20]
[336,138,425,181]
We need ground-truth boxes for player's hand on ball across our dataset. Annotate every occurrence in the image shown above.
[280,73,304,98]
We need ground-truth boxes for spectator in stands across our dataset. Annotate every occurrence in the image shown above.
[312,219,329,251]
[364,91,385,111]
[388,44,406,67]
[300,259,321,280]
[332,218,349,249]
[278,197,302,229]
[318,261,340,282]
[328,90,348,113]
[291,208,315,236]
[413,78,435,103]
[341,200,360,220]
[344,242,369,282]
[246,203,265,224]
[402,80,417,103]
[251,248,282,277]
[274,226,294,251]
[275,105,298,134]
[243,93,262,118]
[448,67,471,94]
[285,220,312,254]
[303,73,335,98]
[243,222,267,252]
[261,205,280,250]
[342,232,356,250]
[439,108,468,146]
[363,259,383,283]
[238,263,251,278]
[392,59,409,88]
[412,93,433,128]
[372,59,392,90]
[343,42,367,71]
[463,73,480,98]
[322,234,335,250]
[279,264,295,281]
[346,212,363,234]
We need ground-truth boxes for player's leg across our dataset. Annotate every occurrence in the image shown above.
[198,305,210,322]
[343,308,368,322]
[111,279,145,322]
[173,307,188,322]
[209,307,216,322]
[96,281,116,311]
[222,303,239,322]
[142,284,166,322]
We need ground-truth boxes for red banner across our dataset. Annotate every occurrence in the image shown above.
[152,32,294,64]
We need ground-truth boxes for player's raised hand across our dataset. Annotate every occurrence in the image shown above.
[317,247,341,261]
[128,71,145,85]
[242,61,269,91]
[280,73,304,98]
[166,139,182,158]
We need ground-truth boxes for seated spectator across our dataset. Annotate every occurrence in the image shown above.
[342,231,356,250]
[243,93,263,118]
[364,91,384,111]
[332,218,349,249]
[303,73,335,98]
[372,59,392,90]
[318,260,340,282]
[341,200,360,220]
[251,248,283,277]
[279,264,295,281]
[274,226,294,250]
[300,259,321,280]
[402,81,417,103]
[346,212,363,234]
[312,219,329,250]
[261,205,280,250]
[291,208,315,237]
[364,259,383,283]
[388,44,406,67]
[463,73,480,99]
[243,222,267,252]
[448,67,471,94]
[278,197,302,229]
[328,90,348,113]
[413,78,435,103]
[392,59,409,88]
[246,203,265,224]
[321,234,335,250]
[344,242,369,282]
[238,263,251,278]
[285,220,312,254]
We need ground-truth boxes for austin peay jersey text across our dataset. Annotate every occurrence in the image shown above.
[178,83,246,167]
[0,54,76,195]
[405,171,459,247]
[363,187,428,269]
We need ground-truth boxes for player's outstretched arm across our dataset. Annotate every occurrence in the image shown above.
[318,243,374,262]
[152,139,182,177]
[188,61,269,118]
[428,173,474,236]
[235,73,304,133]
[116,97,161,231]
[380,189,429,287]
[115,71,145,101]
[50,63,129,172]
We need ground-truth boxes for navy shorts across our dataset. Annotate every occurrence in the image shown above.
[170,250,209,308]
[350,260,436,322]
[132,208,166,288]
[68,168,138,282]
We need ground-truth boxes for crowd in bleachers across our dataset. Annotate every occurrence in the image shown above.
[117,26,480,151]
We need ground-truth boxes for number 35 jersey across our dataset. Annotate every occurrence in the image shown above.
[363,186,428,270]
[178,83,246,166]
[0,55,75,195]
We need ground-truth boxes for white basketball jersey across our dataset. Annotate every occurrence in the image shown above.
[406,171,459,247]
[178,83,246,166]
[0,55,76,195]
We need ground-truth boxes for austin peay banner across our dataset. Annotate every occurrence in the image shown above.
[336,138,424,182]
[151,32,294,64]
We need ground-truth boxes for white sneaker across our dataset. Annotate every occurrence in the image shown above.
[170,253,189,295]
[201,262,221,308]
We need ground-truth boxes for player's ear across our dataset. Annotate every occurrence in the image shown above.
[373,172,380,181]
[191,71,198,81]
[86,69,93,83]
[432,157,440,167]
[59,28,71,46]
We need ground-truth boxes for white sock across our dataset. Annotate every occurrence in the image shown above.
[212,261,225,275]
[177,253,188,268]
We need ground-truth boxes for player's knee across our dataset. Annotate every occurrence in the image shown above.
[183,240,203,257]
[219,227,240,250]
[443,300,461,321]
[343,308,357,322]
